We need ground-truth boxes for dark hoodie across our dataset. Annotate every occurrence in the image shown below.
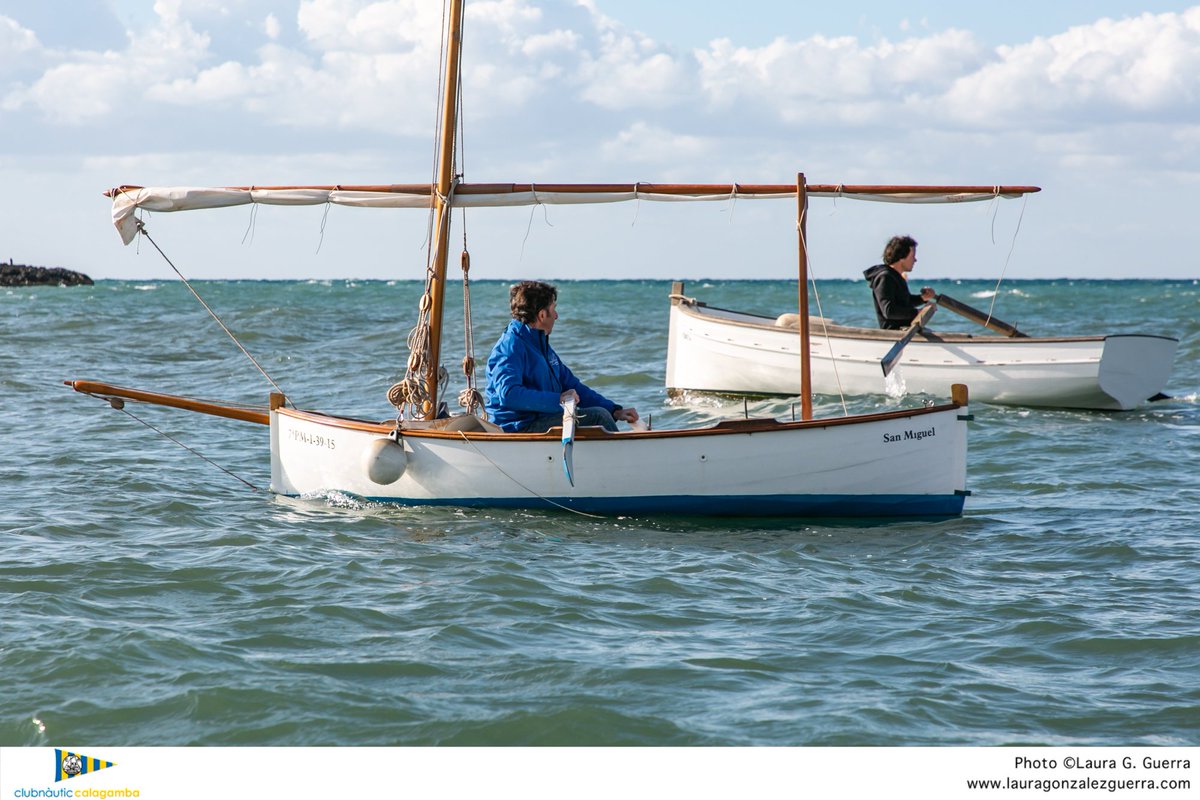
[863,264,925,329]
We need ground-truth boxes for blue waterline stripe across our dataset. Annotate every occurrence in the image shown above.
[327,493,966,518]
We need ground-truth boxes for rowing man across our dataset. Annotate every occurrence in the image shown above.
[863,235,936,329]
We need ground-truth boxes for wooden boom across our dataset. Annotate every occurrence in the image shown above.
[66,380,270,425]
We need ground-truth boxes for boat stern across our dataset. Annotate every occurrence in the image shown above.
[1097,335,1179,410]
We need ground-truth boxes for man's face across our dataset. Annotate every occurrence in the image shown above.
[896,248,917,275]
[532,300,558,334]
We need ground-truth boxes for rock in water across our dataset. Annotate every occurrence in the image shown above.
[0,263,94,287]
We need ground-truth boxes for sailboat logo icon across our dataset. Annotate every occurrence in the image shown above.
[55,749,116,782]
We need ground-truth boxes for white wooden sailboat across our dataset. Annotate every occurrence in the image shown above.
[68,0,978,518]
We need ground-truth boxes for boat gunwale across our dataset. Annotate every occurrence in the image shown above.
[275,402,964,440]
[673,295,1179,346]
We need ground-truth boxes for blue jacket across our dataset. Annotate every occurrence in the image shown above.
[485,320,615,432]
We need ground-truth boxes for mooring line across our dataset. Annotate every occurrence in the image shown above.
[87,392,263,493]
[453,431,605,519]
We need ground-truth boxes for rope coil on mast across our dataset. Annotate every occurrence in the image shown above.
[392,2,481,424]
[457,244,485,417]
[389,4,453,422]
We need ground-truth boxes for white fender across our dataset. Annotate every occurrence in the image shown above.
[362,436,407,485]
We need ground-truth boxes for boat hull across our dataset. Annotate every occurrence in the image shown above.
[666,295,1178,411]
[270,403,970,517]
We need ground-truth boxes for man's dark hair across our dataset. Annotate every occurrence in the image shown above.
[882,235,918,266]
[509,280,557,323]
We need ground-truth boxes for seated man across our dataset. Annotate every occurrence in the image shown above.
[485,280,640,433]
[863,235,936,329]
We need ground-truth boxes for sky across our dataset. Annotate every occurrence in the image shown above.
[2,0,1198,282]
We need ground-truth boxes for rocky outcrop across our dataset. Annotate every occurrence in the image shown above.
[0,263,94,287]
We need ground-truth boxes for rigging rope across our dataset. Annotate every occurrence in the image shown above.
[453,432,604,519]
[390,0,453,421]
[458,245,484,416]
[241,203,258,245]
[81,390,263,493]
[134,220,287,399]
[394,0,480,423]
[797,208,849,416]
[985,192,1029,326]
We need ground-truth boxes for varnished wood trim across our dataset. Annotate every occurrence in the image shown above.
[277,401,962,441]
[67,380,269,425]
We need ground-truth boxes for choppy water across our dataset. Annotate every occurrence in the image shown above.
[3,278,1198,746]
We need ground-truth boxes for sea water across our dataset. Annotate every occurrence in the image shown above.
[2,278,1198,745]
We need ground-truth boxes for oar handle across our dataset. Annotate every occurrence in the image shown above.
[935,293,1027,338]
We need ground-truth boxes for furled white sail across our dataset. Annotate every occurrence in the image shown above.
[109,183,1037,245]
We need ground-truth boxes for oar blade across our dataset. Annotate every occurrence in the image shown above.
[560,396,577,486]
[880,304,936,377]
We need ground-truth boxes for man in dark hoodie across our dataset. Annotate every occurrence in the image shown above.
[485,280,640,433]
[863,235,936,329]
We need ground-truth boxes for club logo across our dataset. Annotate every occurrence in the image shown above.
[55,749,116,782]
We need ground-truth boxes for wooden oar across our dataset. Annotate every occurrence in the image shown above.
[935,293,1028,338]
[881,303,937,377]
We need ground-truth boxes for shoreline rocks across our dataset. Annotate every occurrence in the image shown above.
[1,263,94,287]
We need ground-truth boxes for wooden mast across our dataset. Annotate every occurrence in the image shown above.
[424,0,465,418]
[796,173,812,421]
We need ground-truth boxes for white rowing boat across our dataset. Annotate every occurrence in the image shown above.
[667,283,1178,411]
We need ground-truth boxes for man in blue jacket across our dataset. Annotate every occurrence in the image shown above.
[485,280,640,433]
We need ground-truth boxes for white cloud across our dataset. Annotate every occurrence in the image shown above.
[577,23,690,110]
[149,58,252,104]
[695,29,985,123]
[0,14,39,60]
[521,28,577,58]
[3,4,211,123]
[297,0,443,50]
[600,121,710,166]
[942,9,1200,126]
[690,9,1200,136]
[5,2,1199,149]
[10,60,133,120]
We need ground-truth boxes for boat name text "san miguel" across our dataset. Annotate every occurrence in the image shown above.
[289,428,337,450]
[884,426,935,444]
